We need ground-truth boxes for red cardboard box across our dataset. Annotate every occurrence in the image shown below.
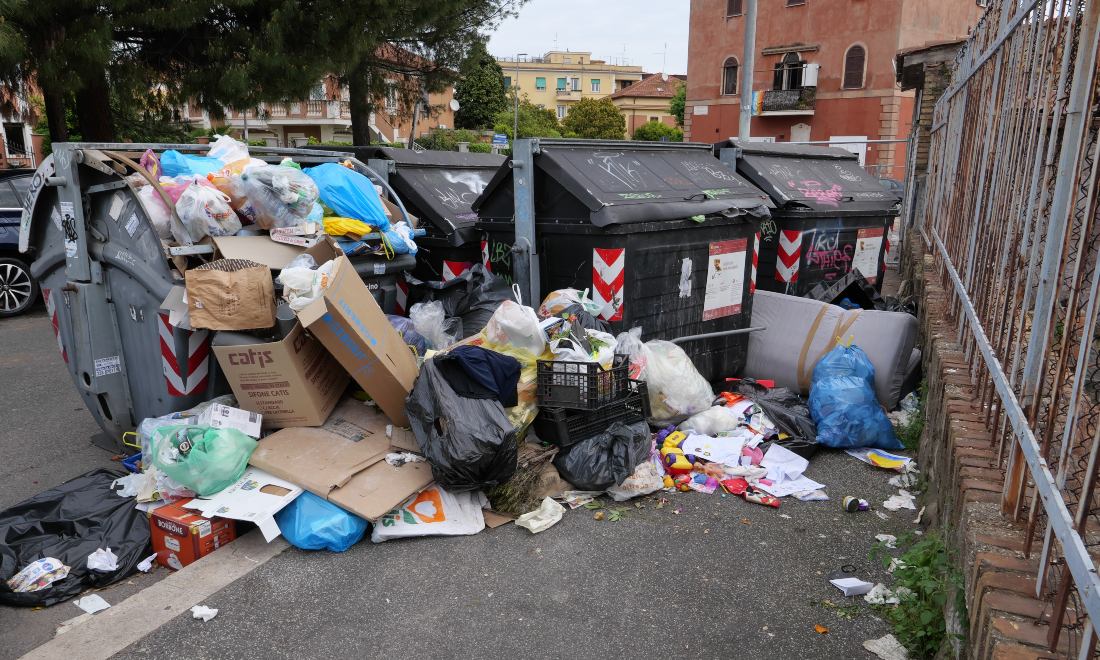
[149,499,236,571]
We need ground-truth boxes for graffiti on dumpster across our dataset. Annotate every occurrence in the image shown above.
[796,180,843,207]
[485,239,514,285]
[803,230,854,281]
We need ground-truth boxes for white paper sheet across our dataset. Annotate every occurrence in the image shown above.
[759,444,809,483]
[183,467,302,540]
[680,434,746,465]
[830,577,874,596]
[754,474,826,498]
[74,594,111,614]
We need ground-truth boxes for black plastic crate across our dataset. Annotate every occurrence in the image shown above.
[533,380,651,448]
[537,354,631,410]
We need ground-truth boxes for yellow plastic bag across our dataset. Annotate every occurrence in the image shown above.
[480,332,553,441]
[323,216,373,236]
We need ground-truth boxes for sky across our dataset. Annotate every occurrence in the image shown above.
[485,0,691,75]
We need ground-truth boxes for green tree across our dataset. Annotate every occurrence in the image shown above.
[491,96,560,140]
[669,80,686,128]
[453,41,507,129]
[561,97,626,140]
[632,120,683,142]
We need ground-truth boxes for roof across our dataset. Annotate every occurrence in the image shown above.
[608,73,685,100]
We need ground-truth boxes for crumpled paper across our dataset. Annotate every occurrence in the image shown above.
[515,497,564,534]
[191,605,219,622]
[883,489,917,511]
[137,554,159,572]
[863,633,908,660]
[86,548,119,572]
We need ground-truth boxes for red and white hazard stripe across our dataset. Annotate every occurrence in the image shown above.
[751,233,760,293]
[481,240,491,273]
[43,289,68,363]
[395,281,408,316]
[442,260,472,282]
[776,229,802,283]
[158,313,210,396]
[883,234,891,274]
[593,247,625,322]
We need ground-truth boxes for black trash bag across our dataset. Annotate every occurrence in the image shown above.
[404,264,514,339]
[882,295,918,316]
[552,420,651,491]
[732,378,819,459]
[0,469,153,607]
[406,357,518,492]
[556,303,611,334]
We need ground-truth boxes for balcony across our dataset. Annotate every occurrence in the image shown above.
[760,87,816,115]
[556,89,581,100]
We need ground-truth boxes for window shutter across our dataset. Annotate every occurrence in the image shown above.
[536,77,545,87]
[773,64,784,90]
[843,46,866,88]
[726,0,743,16]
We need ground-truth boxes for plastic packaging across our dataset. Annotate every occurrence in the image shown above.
[386,314,428,357]
[139,149,161,179]
[549,328,617,366]
[281,260,334,311]
[240,165,320,229]
[175,181,241,241]
[677,406,742,436]
[274,491,368,552]
[809,374,903,450]
[406,358,518,492]
[389,221,418,255]
[160,150,224,178]
[372,487,487,542]
[552,420,651,491]
[606,461,665,501]
[86,547,119,572]
[515,497,565,533]
[136,396,234,470]
[5,558,70,593]
[484,300,546,356]
[302,162,390,231]
[136,185,174,239]
[151,426,258,496]
[274,253,317,286]
[0,469,153,607]
[555,303,610,334]
[616,331,713,418]
[539,288,604,318]
[732,378,818,458]
[206,134,250,165]
[323,216,373,237]
[410,300,455,350]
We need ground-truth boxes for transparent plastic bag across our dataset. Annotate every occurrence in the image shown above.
[136,395,235,465]
[549,328,617,366]
[275,254,317,286]
[642,340,714,418]
[484,300,546,356]
[136,185,174,240]
[677,406,742,436]
[538,288,602,318]
[410,300,454,350]
[206,134,250,165]
[281,260,334,311]
[151,425,257,496]
[175,181,241,240]
[240,165,320,229]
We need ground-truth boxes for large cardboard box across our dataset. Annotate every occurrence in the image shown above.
[213,320,348,427]
[248,396,433,522]
[294,236,419,426]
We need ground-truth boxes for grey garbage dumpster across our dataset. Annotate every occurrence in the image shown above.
[16,143,371,451]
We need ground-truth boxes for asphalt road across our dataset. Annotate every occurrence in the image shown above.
[3,264,917,660]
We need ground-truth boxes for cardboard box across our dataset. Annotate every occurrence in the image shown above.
[149,500,237,570]
[248,396,432,522]
[294,236,419,426]
[213,320,347,427]
[212,235,304,269]
[183,467,303,542]
[198,402,262,438]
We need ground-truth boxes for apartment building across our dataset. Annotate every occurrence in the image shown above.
[609,73,686,137]
[496,51,645,121]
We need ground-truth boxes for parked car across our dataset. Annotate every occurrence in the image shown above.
[877,177,905,206]
[0,169,39,317]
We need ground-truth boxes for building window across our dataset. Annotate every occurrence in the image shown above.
[772,52,804,90]
[557,105,566,119]
[310,82,326,100]
[564,57,571,64]
[591,79,600,93]
[385,81,398,114]
[726,0,743,16]
[536,77,546,91]
[536,104,545,109]
[621,80,633,89]
[557,78,567,90]
[570,78,580,91]
[843,45,866,89]
[786,0,806,5]
[650,116,659,122]
[722,56,739,95]
[504,76,512,89]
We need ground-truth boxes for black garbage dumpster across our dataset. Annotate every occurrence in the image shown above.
[472,138,773,382]
[714,140,900,296]
[315,146,505,284]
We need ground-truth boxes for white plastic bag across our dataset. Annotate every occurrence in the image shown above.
[176,182,241,240]
[515,497,565,533]
[410,300,455,350]
[136,185,174,240]
[677,406,742,436]
[617,332,713,418]
[275,254,317,285]
[281,260,334,311]
[371,487,486,542]
[606,462,665,501]
[484,300,546,355]
[206,134,250,165]
[549,329,617,366]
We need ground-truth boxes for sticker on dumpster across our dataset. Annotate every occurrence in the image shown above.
[593,248,625,322]
[109,194,125,221]
[373,263,385,275]
[125,213,140,237]
[702,239,747,321]
[94,355,121,377]
[51,207,63,234]
[776,229,803,283]
[852,227,883,285]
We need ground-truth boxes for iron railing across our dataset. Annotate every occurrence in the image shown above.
[920,0,1100,656]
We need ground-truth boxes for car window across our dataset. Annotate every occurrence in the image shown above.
[9,175,30,198]
[0,182,20,208]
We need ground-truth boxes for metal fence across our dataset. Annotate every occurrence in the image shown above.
[920,0,1100,655]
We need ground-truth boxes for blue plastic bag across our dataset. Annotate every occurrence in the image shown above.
[160,150,224,178]
[274,491,368,552]
[302,163,390,231]
[809,374,903,450]
[387,314,428,357]
[812,343,876,391]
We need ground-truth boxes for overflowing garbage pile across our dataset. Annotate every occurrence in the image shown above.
[1,135,923,610]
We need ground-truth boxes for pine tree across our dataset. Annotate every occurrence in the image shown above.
[453,41,507,129]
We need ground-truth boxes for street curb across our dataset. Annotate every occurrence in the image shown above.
[18,530,289,660]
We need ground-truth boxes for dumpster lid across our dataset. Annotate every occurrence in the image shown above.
[717,139,900,212]
[364,147,506,245]
[473,139,772,227]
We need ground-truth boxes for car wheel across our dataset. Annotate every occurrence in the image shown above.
[0,257,38,317]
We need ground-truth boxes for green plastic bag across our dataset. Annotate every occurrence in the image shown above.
[152,425,257,496]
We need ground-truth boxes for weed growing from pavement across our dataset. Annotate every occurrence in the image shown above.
[811,598,861,619]
[894,380,928,452]
[869,529,966,658]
